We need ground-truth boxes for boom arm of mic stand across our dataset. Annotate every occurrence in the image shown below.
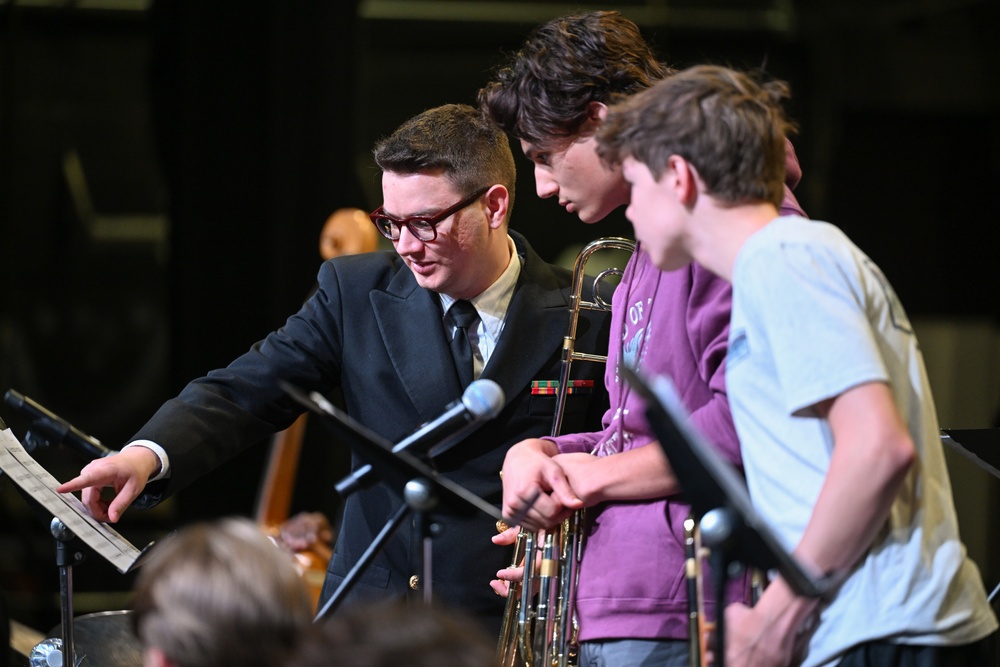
[315,475,466,621]
[3,389,115,459]
[313,504,410,622]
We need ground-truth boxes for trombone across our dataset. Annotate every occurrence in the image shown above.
[498,237,635,667]
[685,515,712,667]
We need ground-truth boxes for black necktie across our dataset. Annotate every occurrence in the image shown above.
[446,300,478,388]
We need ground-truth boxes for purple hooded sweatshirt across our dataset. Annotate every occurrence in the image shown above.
[547,145,805,641]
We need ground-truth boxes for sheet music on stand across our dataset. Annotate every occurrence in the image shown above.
[0,427,150,574]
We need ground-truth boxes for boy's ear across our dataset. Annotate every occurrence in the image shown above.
[587,101,609,122]
[667,155,700,206]
[581,102,609,134]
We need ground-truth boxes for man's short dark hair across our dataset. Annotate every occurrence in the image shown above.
[373,103,516,217]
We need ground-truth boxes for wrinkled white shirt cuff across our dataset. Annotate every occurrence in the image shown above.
[122,440,170,482]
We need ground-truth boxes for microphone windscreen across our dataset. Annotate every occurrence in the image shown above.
[461,380,505,419]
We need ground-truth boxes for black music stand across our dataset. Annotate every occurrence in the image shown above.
[0,419,153,667]
[940,428,1000,602]
[281,383,504,621]
[620,366,832,667]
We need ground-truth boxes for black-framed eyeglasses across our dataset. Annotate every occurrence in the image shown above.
[369,186,490,242]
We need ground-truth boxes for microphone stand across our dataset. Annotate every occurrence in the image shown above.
[0,444,86,667]
[0,411,86,667]
[1,403,155,667]
[52,517,85,667]
[281,384,504,622]
[404,478,438,606]
[312,504,409,620]
[316,470,484,618]
[699,507,740,667]
[311,452,439,620]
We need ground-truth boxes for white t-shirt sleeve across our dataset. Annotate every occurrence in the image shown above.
[740,236,889,417]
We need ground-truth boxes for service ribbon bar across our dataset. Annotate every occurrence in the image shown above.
[531,379,595,395]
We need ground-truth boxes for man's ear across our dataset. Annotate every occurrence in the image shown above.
[484,184,510,230]
[666,155,700,206]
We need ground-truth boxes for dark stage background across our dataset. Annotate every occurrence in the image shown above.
[0,0,997,639]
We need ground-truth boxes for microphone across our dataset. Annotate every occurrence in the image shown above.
[392,379,505,456]
[335,379,505,497]
[3,389,115,460]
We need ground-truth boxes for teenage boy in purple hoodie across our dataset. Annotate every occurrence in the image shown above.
[478,11,806,667]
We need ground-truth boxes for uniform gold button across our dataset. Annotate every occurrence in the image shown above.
[409,575,420,591]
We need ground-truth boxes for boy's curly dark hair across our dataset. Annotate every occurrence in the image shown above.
[478,11,672,146]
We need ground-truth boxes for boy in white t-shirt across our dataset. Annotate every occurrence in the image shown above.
[595,64,997,667]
